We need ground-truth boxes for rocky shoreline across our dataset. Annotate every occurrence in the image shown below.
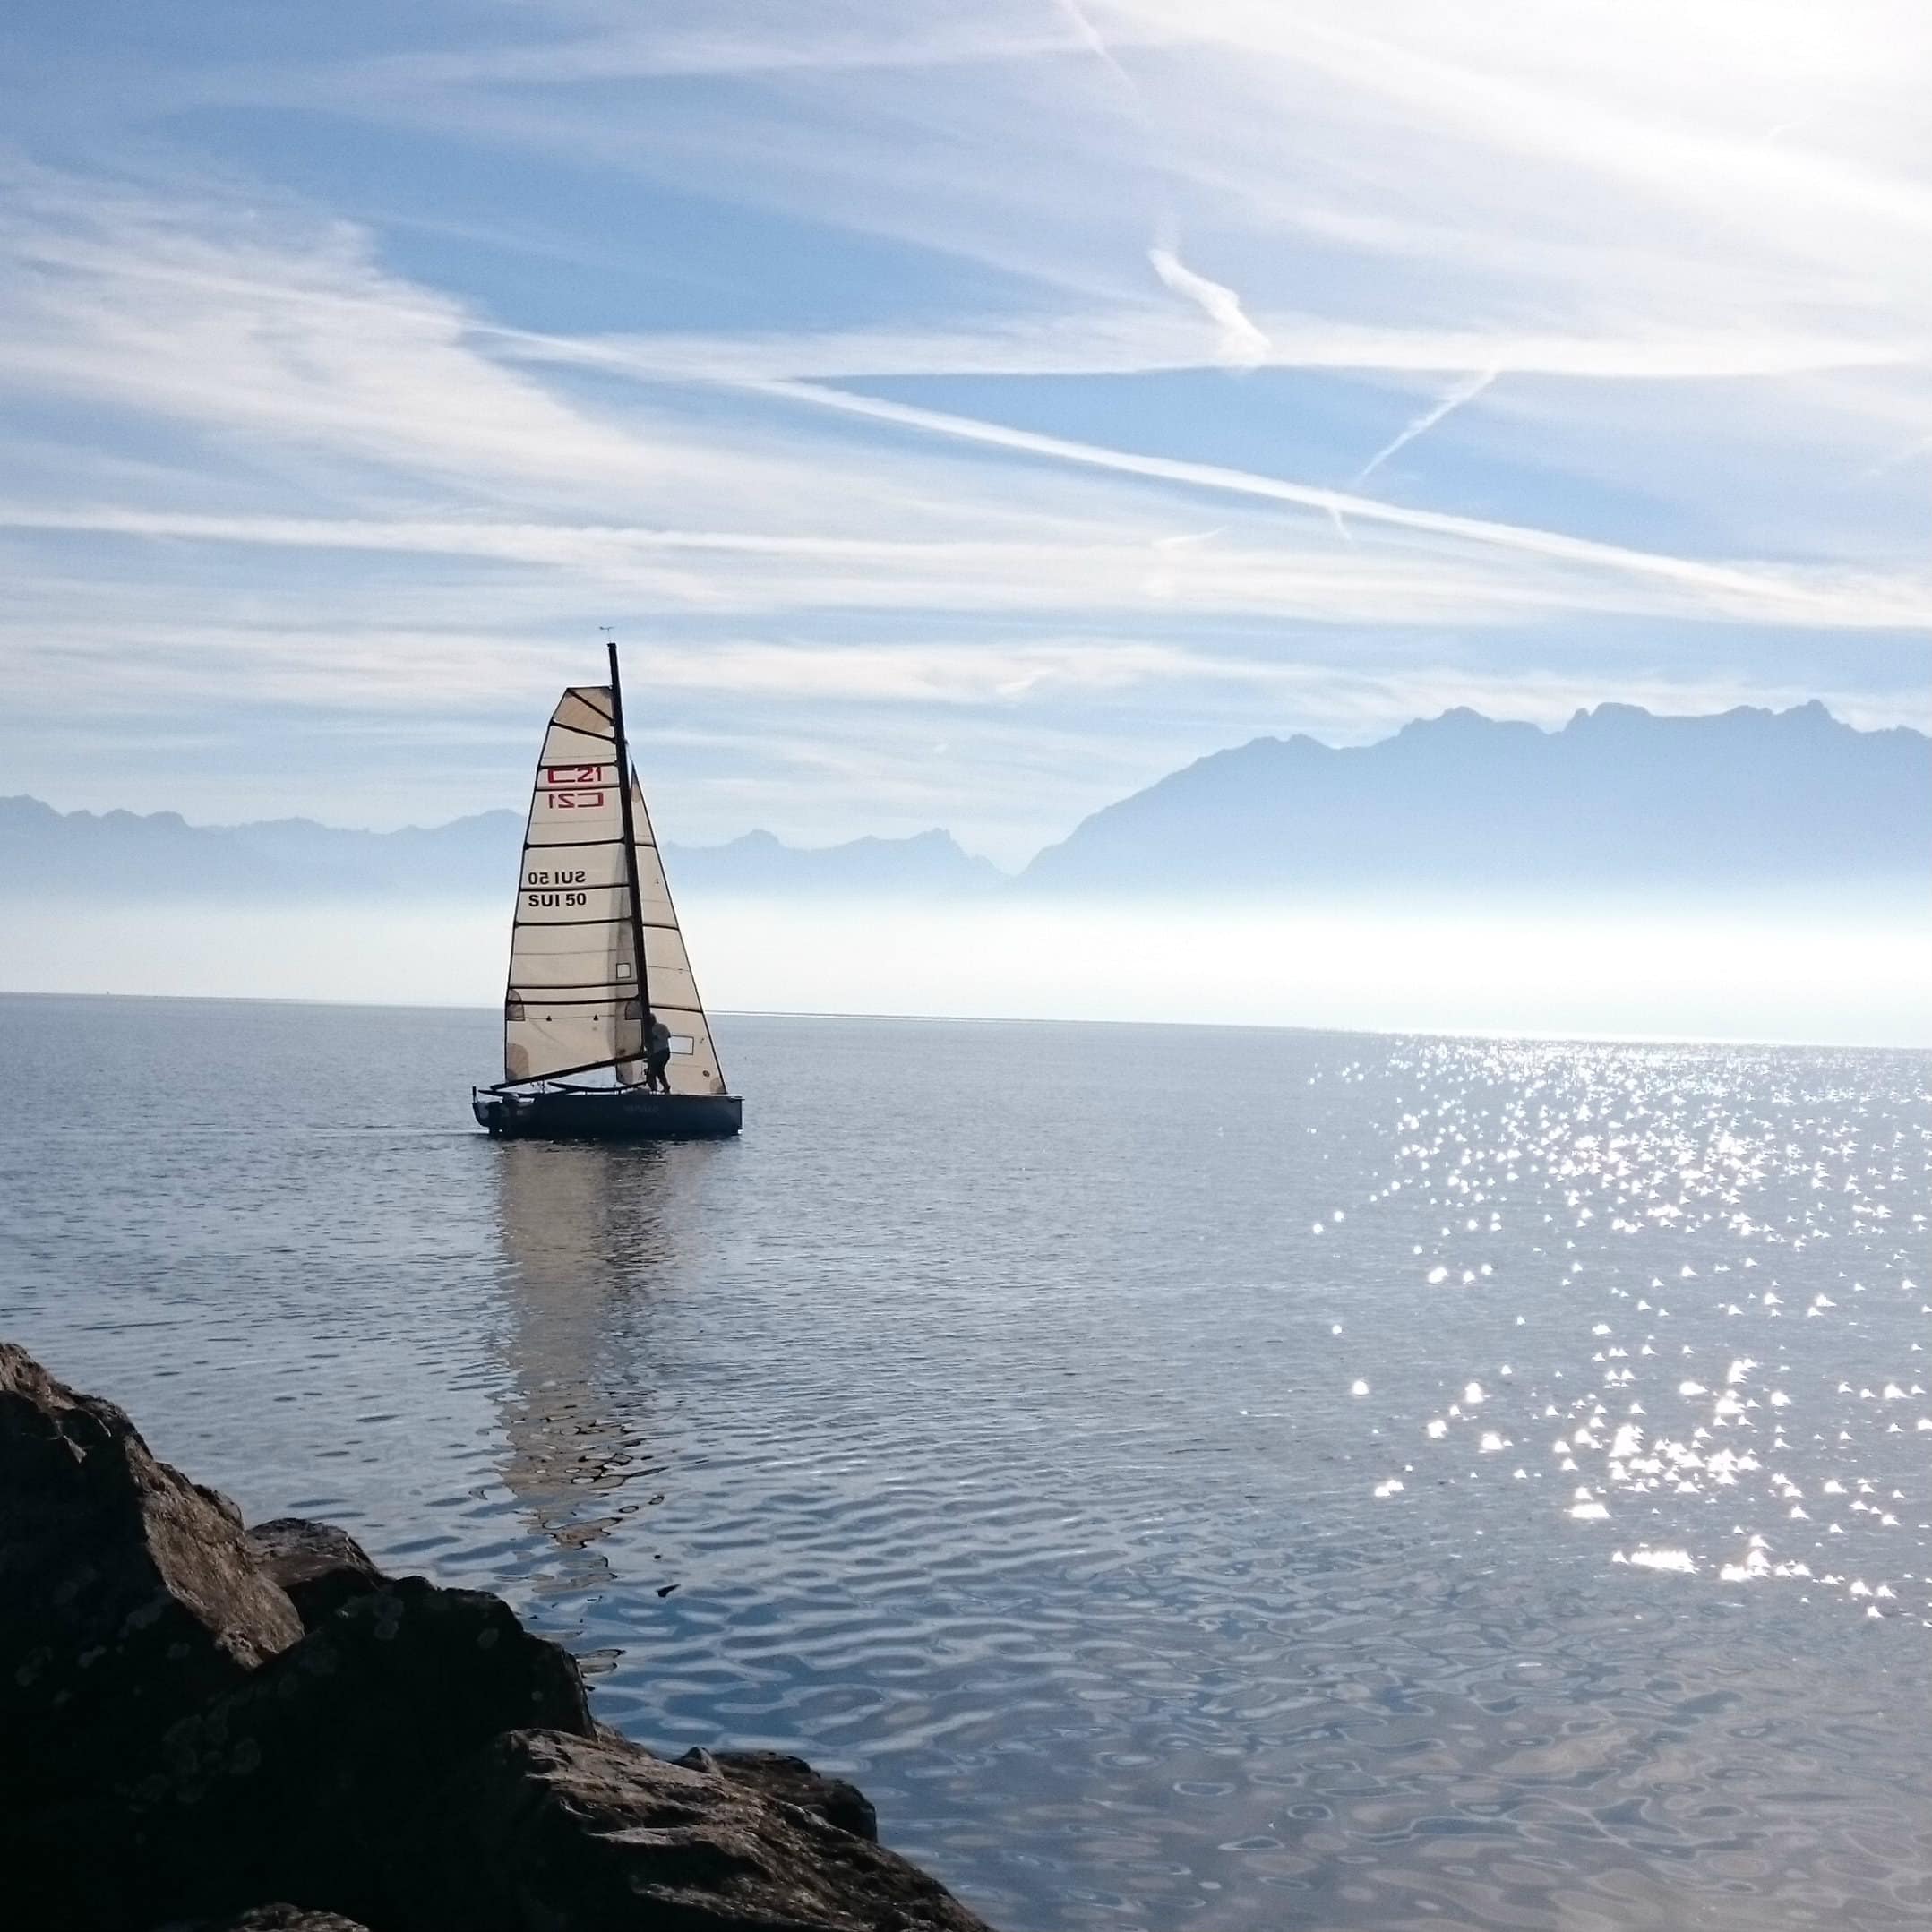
[1,1343,995,1932]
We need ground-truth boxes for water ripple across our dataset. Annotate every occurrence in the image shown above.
[2,997,1928,1929]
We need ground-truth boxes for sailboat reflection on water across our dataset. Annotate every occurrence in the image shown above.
[472,640,743,1140]
[489,1139,681,1609]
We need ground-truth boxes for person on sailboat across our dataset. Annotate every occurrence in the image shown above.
[644,1009,673,1093]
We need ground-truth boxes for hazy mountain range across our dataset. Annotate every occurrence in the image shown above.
[4,703,1926,903]
[1026,700,1930,896]
[0,800,1002,899]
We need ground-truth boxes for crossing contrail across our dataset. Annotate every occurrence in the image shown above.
[1352,369,1498,485]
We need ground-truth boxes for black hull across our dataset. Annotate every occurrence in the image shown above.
[473,1089,743,1140]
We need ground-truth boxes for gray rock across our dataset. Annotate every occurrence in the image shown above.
[130,1576,595,1928]
[152,1907,374,1931]
[0,1345,1000,1932]
[678,1747,880,1842]
[0,1343,302,1816]
[246,1519,386,1629]
[410,1727,992,1931]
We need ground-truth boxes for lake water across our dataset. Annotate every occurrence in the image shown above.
[3,992,1929,1931]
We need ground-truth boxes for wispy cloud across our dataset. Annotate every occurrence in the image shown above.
[740,379,1932,628]
[1052,0,1146,98]
[495,312,1912,385]
[0,501,1747,628]
[1147,246,1270,369]
[3,1,1931,850]
[317,4,1118,89]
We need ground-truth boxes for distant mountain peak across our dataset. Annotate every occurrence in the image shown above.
[5,700,1922,906]
[709,829,785,854]
[0,798,1005,901]
[670,825,1002,894]
[1022,700,1928,897]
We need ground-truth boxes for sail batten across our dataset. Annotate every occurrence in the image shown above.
[501,682,727,1095]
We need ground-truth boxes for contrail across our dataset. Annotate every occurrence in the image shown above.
[1052,2,1267,375]
[1052,0,1139,99]
[744,376,1883,623]
[1148,246,1271,370]
[1352,369,1498,485]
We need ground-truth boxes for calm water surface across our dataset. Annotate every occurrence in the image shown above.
[3,994,1929,1930]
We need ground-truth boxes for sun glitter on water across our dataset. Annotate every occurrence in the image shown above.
[1329,1040,1932,1625]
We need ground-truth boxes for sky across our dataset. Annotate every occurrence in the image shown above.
[3,2,1931,867]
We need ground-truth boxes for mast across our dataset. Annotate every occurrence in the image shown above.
[605,636,652,1026]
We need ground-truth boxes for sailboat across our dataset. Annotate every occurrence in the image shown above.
[471,641,743,1140]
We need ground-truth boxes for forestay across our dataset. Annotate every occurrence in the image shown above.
[502,685,726,1095]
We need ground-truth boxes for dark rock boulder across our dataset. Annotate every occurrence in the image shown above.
[246,1518,386,1629]
[0,1344,1000,1932]
[8,1794,140,1932]
[409,1727,992,1931]
[678,1747,880,1842]
[129,1576,595,1928]
[152,1908,374,1931]
[0,1342,303,1809]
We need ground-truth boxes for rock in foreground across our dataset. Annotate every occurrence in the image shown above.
[245,1517,385,1629]
[132,1576,597,1926]
[158,1909,374,1931]
[0,1341,303,1813]
[412,1730,990,1932]
[680,1747,880,1843]
[0,1343,995,1932]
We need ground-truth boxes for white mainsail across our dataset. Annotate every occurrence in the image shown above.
[502,684,726,1095]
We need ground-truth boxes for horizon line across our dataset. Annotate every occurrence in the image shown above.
[1,985,1925,1057]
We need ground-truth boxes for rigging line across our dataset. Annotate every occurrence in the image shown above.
[490,1050,641,1091]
